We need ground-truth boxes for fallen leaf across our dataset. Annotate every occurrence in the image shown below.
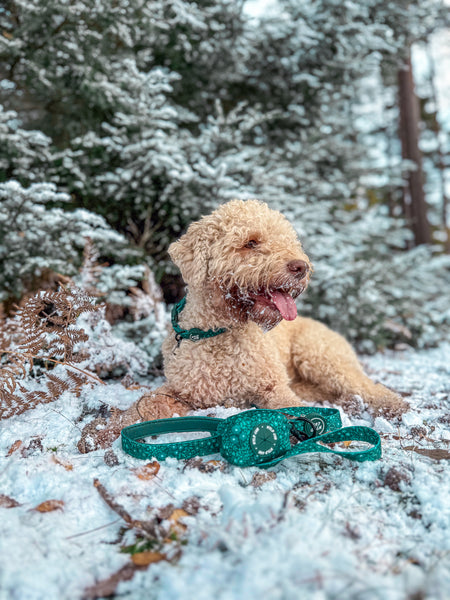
[51,455,73,471]
[184,457,226,472]
[83,564,146,599]
[33,499,65,512]
[0,494,21,508]
[206,459,226,471]
[103,450,119,467]
[403,446,450,460]
[251,471,277,488]
[21,437,43,457]
[383,467,410,491]
[167,508,189,534]
[181,496,201,515]
[131,551,166,566]
[169,508,188,523]
[133,461,160,480]
[158,503,176,520]
[6,440,22,456]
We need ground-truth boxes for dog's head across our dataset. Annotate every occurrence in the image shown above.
[169,199,312,329]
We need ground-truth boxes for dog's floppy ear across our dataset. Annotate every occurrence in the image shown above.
[168,220,212,287]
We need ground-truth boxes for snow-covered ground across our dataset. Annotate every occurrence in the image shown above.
[0,343,449,600]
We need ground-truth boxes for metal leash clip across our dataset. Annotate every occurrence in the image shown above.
[288,415,318,443]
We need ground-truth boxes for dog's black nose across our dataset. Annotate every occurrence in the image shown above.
[287,260,310,279]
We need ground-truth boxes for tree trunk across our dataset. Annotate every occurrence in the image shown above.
[398,53,432,246]
[426,42,450,252]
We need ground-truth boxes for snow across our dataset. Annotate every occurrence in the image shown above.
[1,344,449,599]
[1,1,449,596]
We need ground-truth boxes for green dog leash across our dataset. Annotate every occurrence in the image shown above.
[121,407,381,468]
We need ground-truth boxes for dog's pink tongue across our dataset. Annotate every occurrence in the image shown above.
[270,291,297,321]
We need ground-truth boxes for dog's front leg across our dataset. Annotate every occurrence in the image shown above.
[239,339,304,410]
[77,385,189,453]
[253,384,304,410]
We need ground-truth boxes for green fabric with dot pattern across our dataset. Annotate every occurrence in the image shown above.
[120,407,381,467]
[257,425,381,468]
[121,417,222,461]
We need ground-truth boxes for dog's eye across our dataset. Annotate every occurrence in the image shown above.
[244,239,259,249]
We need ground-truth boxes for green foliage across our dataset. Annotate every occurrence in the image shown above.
[299,206,450,352]
[0,180,128,301]
[0,0,448,349]
[0,106,51,183]
[120,538,158,555]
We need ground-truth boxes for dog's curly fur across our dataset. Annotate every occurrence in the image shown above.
[78,199,407,452]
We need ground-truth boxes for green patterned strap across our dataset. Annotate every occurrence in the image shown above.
[171,297,227,342]
[120,408,381,467]
[121,407,343,462]
[259,426,382,468]
[121,416,222,461]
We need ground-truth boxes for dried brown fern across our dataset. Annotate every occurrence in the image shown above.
[78,238,105,297]
[0,307,26,403]
[0,286,105,420]
[17,287,96,362]
[129,266,164,322]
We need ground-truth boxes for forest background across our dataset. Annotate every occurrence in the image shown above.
[1,2,450,599]
[1,0,450,363]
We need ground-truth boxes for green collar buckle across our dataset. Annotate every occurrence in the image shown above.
[171,297,227,344]
[121,407,382,468]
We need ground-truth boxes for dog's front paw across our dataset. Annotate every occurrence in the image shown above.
[137,392,190,420]
[368,385,409,420]
[348,386,408,421]
[339,394,366,417]
[340,386,408,421]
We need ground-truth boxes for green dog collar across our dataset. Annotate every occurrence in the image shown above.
[121,407,381,468]
[171,296,227,343]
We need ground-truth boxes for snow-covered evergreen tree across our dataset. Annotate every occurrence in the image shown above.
[0,180,129,301]
[0,106,51,183]
[235,0,450,350]
[0,0,448,349]
[0,0,253,264]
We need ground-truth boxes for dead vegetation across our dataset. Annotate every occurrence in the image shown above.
[0,286,102,420]
[0,239,165,421]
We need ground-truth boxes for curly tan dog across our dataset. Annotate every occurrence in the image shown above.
[79,199,406,452]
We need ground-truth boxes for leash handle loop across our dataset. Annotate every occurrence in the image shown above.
[258,425,381,468]
[121,416,222,461]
